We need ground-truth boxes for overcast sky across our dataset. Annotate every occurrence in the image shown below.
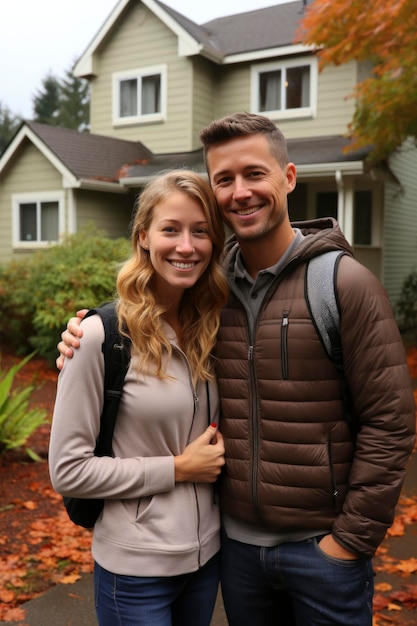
[1,0,289,119]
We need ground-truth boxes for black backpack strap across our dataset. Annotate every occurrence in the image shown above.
[85,302,131,456]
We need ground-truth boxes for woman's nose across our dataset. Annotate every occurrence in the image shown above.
[176,234,194,254]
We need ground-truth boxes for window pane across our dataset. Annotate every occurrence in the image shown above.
[316,192,338,219]
[354,191,372,245]
[41,201,59,241]
[142,74,161,114]
[120,79,137,117]
[259,71,281,111]
[20,203,37,241]
[286,66,310,109]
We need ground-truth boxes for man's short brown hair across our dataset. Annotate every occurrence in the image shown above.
[200,112,289,168]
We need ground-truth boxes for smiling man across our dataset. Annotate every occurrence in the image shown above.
[199,112,415,626]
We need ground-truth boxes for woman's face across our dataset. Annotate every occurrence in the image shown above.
[139,191,213,300]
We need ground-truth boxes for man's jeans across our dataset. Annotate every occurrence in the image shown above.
[94,552,219,626]
[221,530,374,626]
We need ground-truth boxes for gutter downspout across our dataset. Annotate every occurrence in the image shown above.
[335,170,354,245]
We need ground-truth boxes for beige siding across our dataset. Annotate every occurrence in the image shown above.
[268,61,357,139]
[191,58,216,150]
[212,65,252,119]
[193,59,358,140]
[90,2,194,153]
[76,189,136,239]
[382,140,417,307]
[0,143,63,264]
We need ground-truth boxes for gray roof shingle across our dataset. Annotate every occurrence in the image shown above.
[155,0,306,58]
[25,121,152,182]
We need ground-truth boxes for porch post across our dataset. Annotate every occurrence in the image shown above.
[335,170,354,244]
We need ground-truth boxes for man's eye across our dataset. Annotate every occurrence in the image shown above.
[216,177,231,186]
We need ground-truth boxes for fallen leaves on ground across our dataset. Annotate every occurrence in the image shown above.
[0,484,93,622]
[1,346,416,623]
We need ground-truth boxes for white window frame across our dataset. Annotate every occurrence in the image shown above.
[112,65,167,126]
[12,191,64,249]
[251,57,317,121]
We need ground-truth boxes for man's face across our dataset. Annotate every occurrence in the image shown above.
[207,134,296,243]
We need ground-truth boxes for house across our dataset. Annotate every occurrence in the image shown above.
[1,0,416,309]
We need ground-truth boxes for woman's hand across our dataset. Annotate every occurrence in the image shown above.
[174,424,225,483]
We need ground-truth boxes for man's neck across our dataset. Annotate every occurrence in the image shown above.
[238,226,296,279]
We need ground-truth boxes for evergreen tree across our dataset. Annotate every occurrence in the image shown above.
[0,103,21,155]
[56,64,90,131]
[33,73,61,125]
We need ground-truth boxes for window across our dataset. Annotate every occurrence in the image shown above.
[13,193,63,247]
[251,58,317,120]
[314,190,374,246]
[113,65,167,125]
[353,191,372,245]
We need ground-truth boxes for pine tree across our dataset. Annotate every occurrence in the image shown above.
[56,64,90,131]
[0,103,21,155]
[33,73,61,125]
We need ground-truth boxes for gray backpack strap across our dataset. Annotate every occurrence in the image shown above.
[306,250,356,435]
[306,250,344,370]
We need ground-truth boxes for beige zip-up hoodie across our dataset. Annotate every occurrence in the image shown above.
[49,314,220,576]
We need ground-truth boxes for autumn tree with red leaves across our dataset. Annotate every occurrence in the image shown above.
[297,0,417,160]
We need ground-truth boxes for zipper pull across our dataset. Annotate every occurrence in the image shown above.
[194,391,199,414]
[248,345,254,361]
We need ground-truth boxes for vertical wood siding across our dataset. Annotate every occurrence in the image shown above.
[383,140,417,306]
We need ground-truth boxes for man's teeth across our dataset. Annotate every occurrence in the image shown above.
[236,207,258,215]
[171,261,196,269]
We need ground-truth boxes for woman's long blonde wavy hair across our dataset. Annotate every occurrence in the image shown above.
[116,170,229,385]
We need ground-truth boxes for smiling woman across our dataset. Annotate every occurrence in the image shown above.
[49,169,229,626]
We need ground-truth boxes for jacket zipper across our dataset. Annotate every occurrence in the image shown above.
[172,345,203,562]
[281,312,289,380]
[247,343,261,517]
[327,434,339,511]
[229,261,300,523]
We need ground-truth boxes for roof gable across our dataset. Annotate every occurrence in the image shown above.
[74,0,310,77]
[0,121,152,186]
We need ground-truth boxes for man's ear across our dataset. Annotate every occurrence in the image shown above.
[286,163,297,193]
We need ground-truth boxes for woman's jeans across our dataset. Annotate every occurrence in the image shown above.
[94,552,219,626]
[220,530,374,626]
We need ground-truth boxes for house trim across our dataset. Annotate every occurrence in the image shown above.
[0,126,79,188]
[74,0,207,78]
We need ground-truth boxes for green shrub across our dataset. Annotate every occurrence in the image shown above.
[0,225,130,364]
[396,270,417,337]
[0,353,49,461]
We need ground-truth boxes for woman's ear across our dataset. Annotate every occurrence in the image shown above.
[139,230,149,250]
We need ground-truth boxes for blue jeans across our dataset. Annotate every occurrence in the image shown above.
[220,531,374,626]
[94,552,219,626]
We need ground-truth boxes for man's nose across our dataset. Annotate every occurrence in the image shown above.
[233,177,252,201]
